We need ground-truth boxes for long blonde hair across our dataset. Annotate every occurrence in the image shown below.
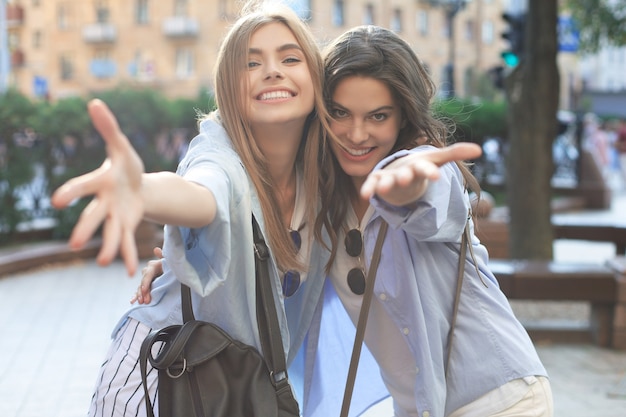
[206,3,331,272]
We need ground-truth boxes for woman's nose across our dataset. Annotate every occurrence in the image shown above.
[346,122,369,144]
[264,66,284,80]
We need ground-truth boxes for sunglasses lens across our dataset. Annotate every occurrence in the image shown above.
[347,268,366,295]
[282,270,301,297]
[345,229,362,257]
[290,230,302,252]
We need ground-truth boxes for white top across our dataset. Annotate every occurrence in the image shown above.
[330,205,418,416]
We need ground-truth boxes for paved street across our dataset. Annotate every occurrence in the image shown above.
[1,191,626,416]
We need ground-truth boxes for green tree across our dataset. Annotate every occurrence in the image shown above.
[0,89,37,240]
[565,0,626,53]
[168,87,216,132]
[94,87,172,172]
[30,97,100,239]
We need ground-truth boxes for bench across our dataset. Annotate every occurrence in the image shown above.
[475,217,626,259]
[490,259,626,349]
[552,218,626,255]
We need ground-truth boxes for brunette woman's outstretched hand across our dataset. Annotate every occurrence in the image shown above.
[360,142,482,206]
[51,99,145,276]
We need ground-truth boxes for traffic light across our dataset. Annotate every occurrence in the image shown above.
[501,12,526,67]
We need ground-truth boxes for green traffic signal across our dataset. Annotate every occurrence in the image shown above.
[500,12,525,68]
[501,51,520,67]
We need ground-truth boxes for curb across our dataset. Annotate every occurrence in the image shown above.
[0,223,164,278]
[0,239,102,278]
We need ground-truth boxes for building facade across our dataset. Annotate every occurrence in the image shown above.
[2,0,579,108]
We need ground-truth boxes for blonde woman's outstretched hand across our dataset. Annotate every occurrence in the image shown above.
[51,99,146,276]
[360,142,482,206]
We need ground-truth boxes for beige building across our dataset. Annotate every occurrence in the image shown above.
[3,0,575,105]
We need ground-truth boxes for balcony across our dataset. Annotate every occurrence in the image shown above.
[162,17,199,38]
[11,49,25,68]
[6,4,24,27]
[82,24,117,43]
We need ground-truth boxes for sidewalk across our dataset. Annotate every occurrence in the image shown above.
[1,192,626,416]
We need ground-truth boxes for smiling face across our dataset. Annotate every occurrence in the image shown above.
[245,22,315,130]
[329,75,404,189]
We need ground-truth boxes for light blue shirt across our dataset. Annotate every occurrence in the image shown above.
[299,147,547,417]
[115,116,328,364]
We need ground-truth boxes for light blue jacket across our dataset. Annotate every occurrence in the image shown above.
[116,116,329,365]
[297,148,547,417]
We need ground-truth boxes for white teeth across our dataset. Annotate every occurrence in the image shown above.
[259,90,292,100]
[346,147,371,156]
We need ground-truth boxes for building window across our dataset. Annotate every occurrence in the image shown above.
[95,1,110,23]
[416,10,428,36]
[8,32,19,50]
[332,0,344,27]
[33,30,42,48]
[175,48,194,79]
[60,54,74,80]
[174,0,187,16]
[57,3,70,30]
[464,20,474,41]
[363,4,374,25]
[391,9,403,33]
[130,50,155,81]
[443,14,450,38]
[91,49,116,79]
[136,0,149,25]
[482,20,494,44]
[94,49,110,61]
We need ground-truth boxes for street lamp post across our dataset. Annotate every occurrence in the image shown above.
[429,0,470,99]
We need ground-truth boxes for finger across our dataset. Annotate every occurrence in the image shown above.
[153,247,164,259]
[88,99,134,157]
[50,163,110,208]
[120,225,139,276]
[406,160,441,183]
[68,199,107,249]
[140,270,156,303]
[130,288,141,304]
[422,143,482,167]
[360,172,383,200]
[96,213,122,267]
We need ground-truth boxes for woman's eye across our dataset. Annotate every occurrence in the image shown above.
[331,109,348,119]
[247,61,260,69]
[372,113,388,121]
[283,56,302,64]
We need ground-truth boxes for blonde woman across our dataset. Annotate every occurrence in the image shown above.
[51,4,333,416]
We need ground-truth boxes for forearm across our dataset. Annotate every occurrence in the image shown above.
[141,172,217,228]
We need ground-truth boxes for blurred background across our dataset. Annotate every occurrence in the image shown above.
[0,0,625,256]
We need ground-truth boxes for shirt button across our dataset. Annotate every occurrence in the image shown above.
[402,327,409,335]
[422,412,430,417]
[379,293,387,301]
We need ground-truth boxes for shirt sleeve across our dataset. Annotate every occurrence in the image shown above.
[162,128,251,296]
[370,146,470,242]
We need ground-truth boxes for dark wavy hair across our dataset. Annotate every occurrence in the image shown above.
[316,25,480,271]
